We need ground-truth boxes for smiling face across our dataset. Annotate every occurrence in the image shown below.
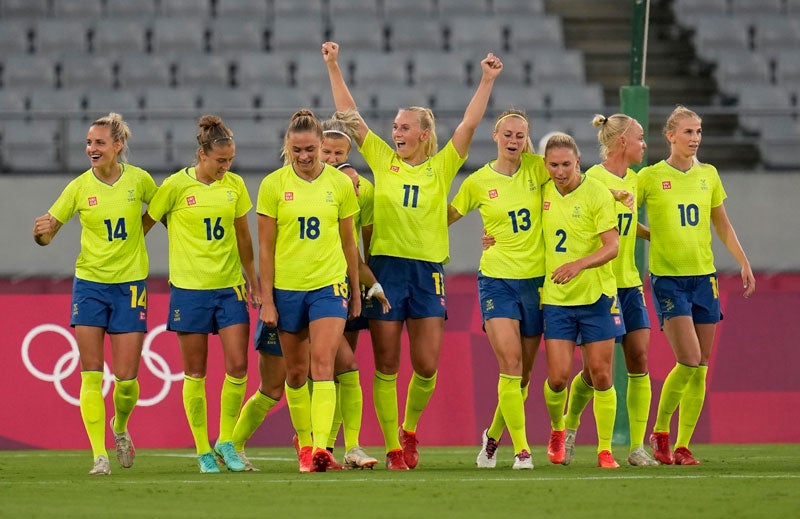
[667,115,702,159]
[320,135,351,166]
[86,124,122,169]
[197,142,235,182]
[493,116,529,162]
[545,146,581,194]
[392,109,429,161]
[288,130,322,177]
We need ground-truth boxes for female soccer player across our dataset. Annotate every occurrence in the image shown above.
[448,109,548,470]
[640,106,755,466]
[33,112,158,475]
[540,133,624,469]
[322,40,502,470]
[145,115,258,474]
[258,109,360,473]
[561,113,658,467]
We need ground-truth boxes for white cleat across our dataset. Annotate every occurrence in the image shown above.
[476,429,499,468]
[237,450,260,471]
[344,446,378,469]
[628,446,660,466]
[512,449,534,470]
[89,455,110,476]
[562,428,577,466]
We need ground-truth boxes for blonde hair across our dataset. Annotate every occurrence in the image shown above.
[281,109,323,166]
[544,132,580,159]
[663,105,702,164]
[91,112,130,163]
[592,113,635,160]
[400,106,438,157]
[493,109,533,154]
[321,109,361,152]
[195,114,233,162]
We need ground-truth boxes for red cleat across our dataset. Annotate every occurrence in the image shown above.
[385,449,409,470]
[311,448,335,472]
[292,434,300,456]
[674,447,700,466]
[298,446,313,473]
[649,432,674,465]
[547,429,566,464]
[399,428,419,469]
[327,449,345,471]
[597,450,620,469]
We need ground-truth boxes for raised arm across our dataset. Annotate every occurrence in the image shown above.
[711,203,755,298]
[322,41,369,145]
[450,53,503,157]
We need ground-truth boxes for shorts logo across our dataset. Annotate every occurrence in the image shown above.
[172,309,181,322]
[614,315,621,325]
[488,189,498,199]
[390,165,399,172]
[88,196,97,206]
[662,298,674,312]
[267,331,278,345]
[285,192,294,201]
[139,311,146,321]
[72,303,79,316]
[186,195,196,206]
[662,181,672,190]
[543,201,550,210]
[440,297,445,307]
[485,299,494,311]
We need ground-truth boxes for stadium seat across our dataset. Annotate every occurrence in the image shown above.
[104,0,158,19]
[437,0,487,17]
[32,19,92,56]
[150,18,208,55]
[349,51,410,88]
[208,18,267,55]
[788,0,800,14]
[775,50,800,90]
[268,16,325,53]
[233,53,292,88]
[0,0,49,17]
[429,83,478,113]
[223,118,287,171]
[292,50,337,88]
[736,84,794,133]
[410,50,470,88]
[506,16,565,53]
[383,0,436,20]
[671,0,728,25]
[530,49,586,85]
[492,0,546,16]
[327,16,387,52]
[371,83,433,111]
[1,120,61,172]
[713,50,771,97]
[174,53,231,88]
[0,90,26,112]
[213,0,269,19]
[198,86,257,113]
[690,15,750,61]
[446,17,503,54]
[546,83,604,111]
[758,118,800,169]
[730,0,783,18]
[142,87,200,115]
[257,86,313,111]
[387,18,445,52]
[27,88,85,114]
[51,0,103,18]
[0,20,31,54]
[2,55,58,89]
[327,0,380,19]
[84,90,141,120]
[751,16,800,60]
[92,20,149,56]
[116,54,174,91]
[488,53,528,85]
[272,0,325,19]
[159,0,210,17]
[59,55,115,91]
[490,84,547,112]
[124,120,173,173]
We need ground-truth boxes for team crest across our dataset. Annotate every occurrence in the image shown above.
[572,205,581,218]
[88,196,97,206]
[186,195,196,206]
[326,191,334,203]
[127,189,136,202]
[700,179,708,191]
[227,190,235,202]
[285,192,294,201]
[488,189,498,199]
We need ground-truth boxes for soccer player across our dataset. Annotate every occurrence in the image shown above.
[561,113,659,467]
[321,41,502,469]
[448,109,548,470]
[540,133,624,469]
[33,112,158,475]
[640,106,755,466]
[257,109,361,473]
[144,115,259,474]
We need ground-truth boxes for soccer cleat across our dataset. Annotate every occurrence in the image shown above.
[237,450,260,472]
[562,428,577,466]
[298,446,313,473]
[597,450,620,468]
[649,432,674,465]
[214,440,246,472]
[399,428,419,469]
[476,429,499,468]
[385,449,410,470]
[512,449,534,470]
[292,434,300,456]
[311,447,335,472]
[110,417,135,468]
[198,452,221,473]
[547,429,566,464]
[89,455,110,476]
[326,449,345,471]
[628,446,659,466]
[674,446,701,466]
[344,446,378,469]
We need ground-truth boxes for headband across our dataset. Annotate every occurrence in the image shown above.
[493,113,528,131]
[323,129,352,144]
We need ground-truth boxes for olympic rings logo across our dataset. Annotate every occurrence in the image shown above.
[21,323,183,407]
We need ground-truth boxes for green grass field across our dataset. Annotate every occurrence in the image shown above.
[1,444,798,518]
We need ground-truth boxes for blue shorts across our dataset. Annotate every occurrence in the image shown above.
[478,273,544,337]
[543,294,626,343]
[344,313,369,332]
[363,256,446,321]
[274,282,349,333]
[167,284,249,334]
[650,273,722,327]
[254,320,282,356]
[618,286,651,337]
[70,278,147,333]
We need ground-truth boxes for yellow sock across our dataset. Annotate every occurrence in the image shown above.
[676,365,708,449]
[80,371,106,458]
[182,375,210,455]
[327,382,342,450]
[654,363,696,432]
[373,371,401,452]
[564,373,594,430]
[543,379,567,431]
[486,382,528,441]
[311,380,336,450]
[402,371,437,433]
[594,386,617,453]
[218,373,247,443]
[111,377,139,433]
[232,390,279,451]
[627,373,652,451]
[497,374,529,454]
[337,370,363,451]
[285,381,312,447]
